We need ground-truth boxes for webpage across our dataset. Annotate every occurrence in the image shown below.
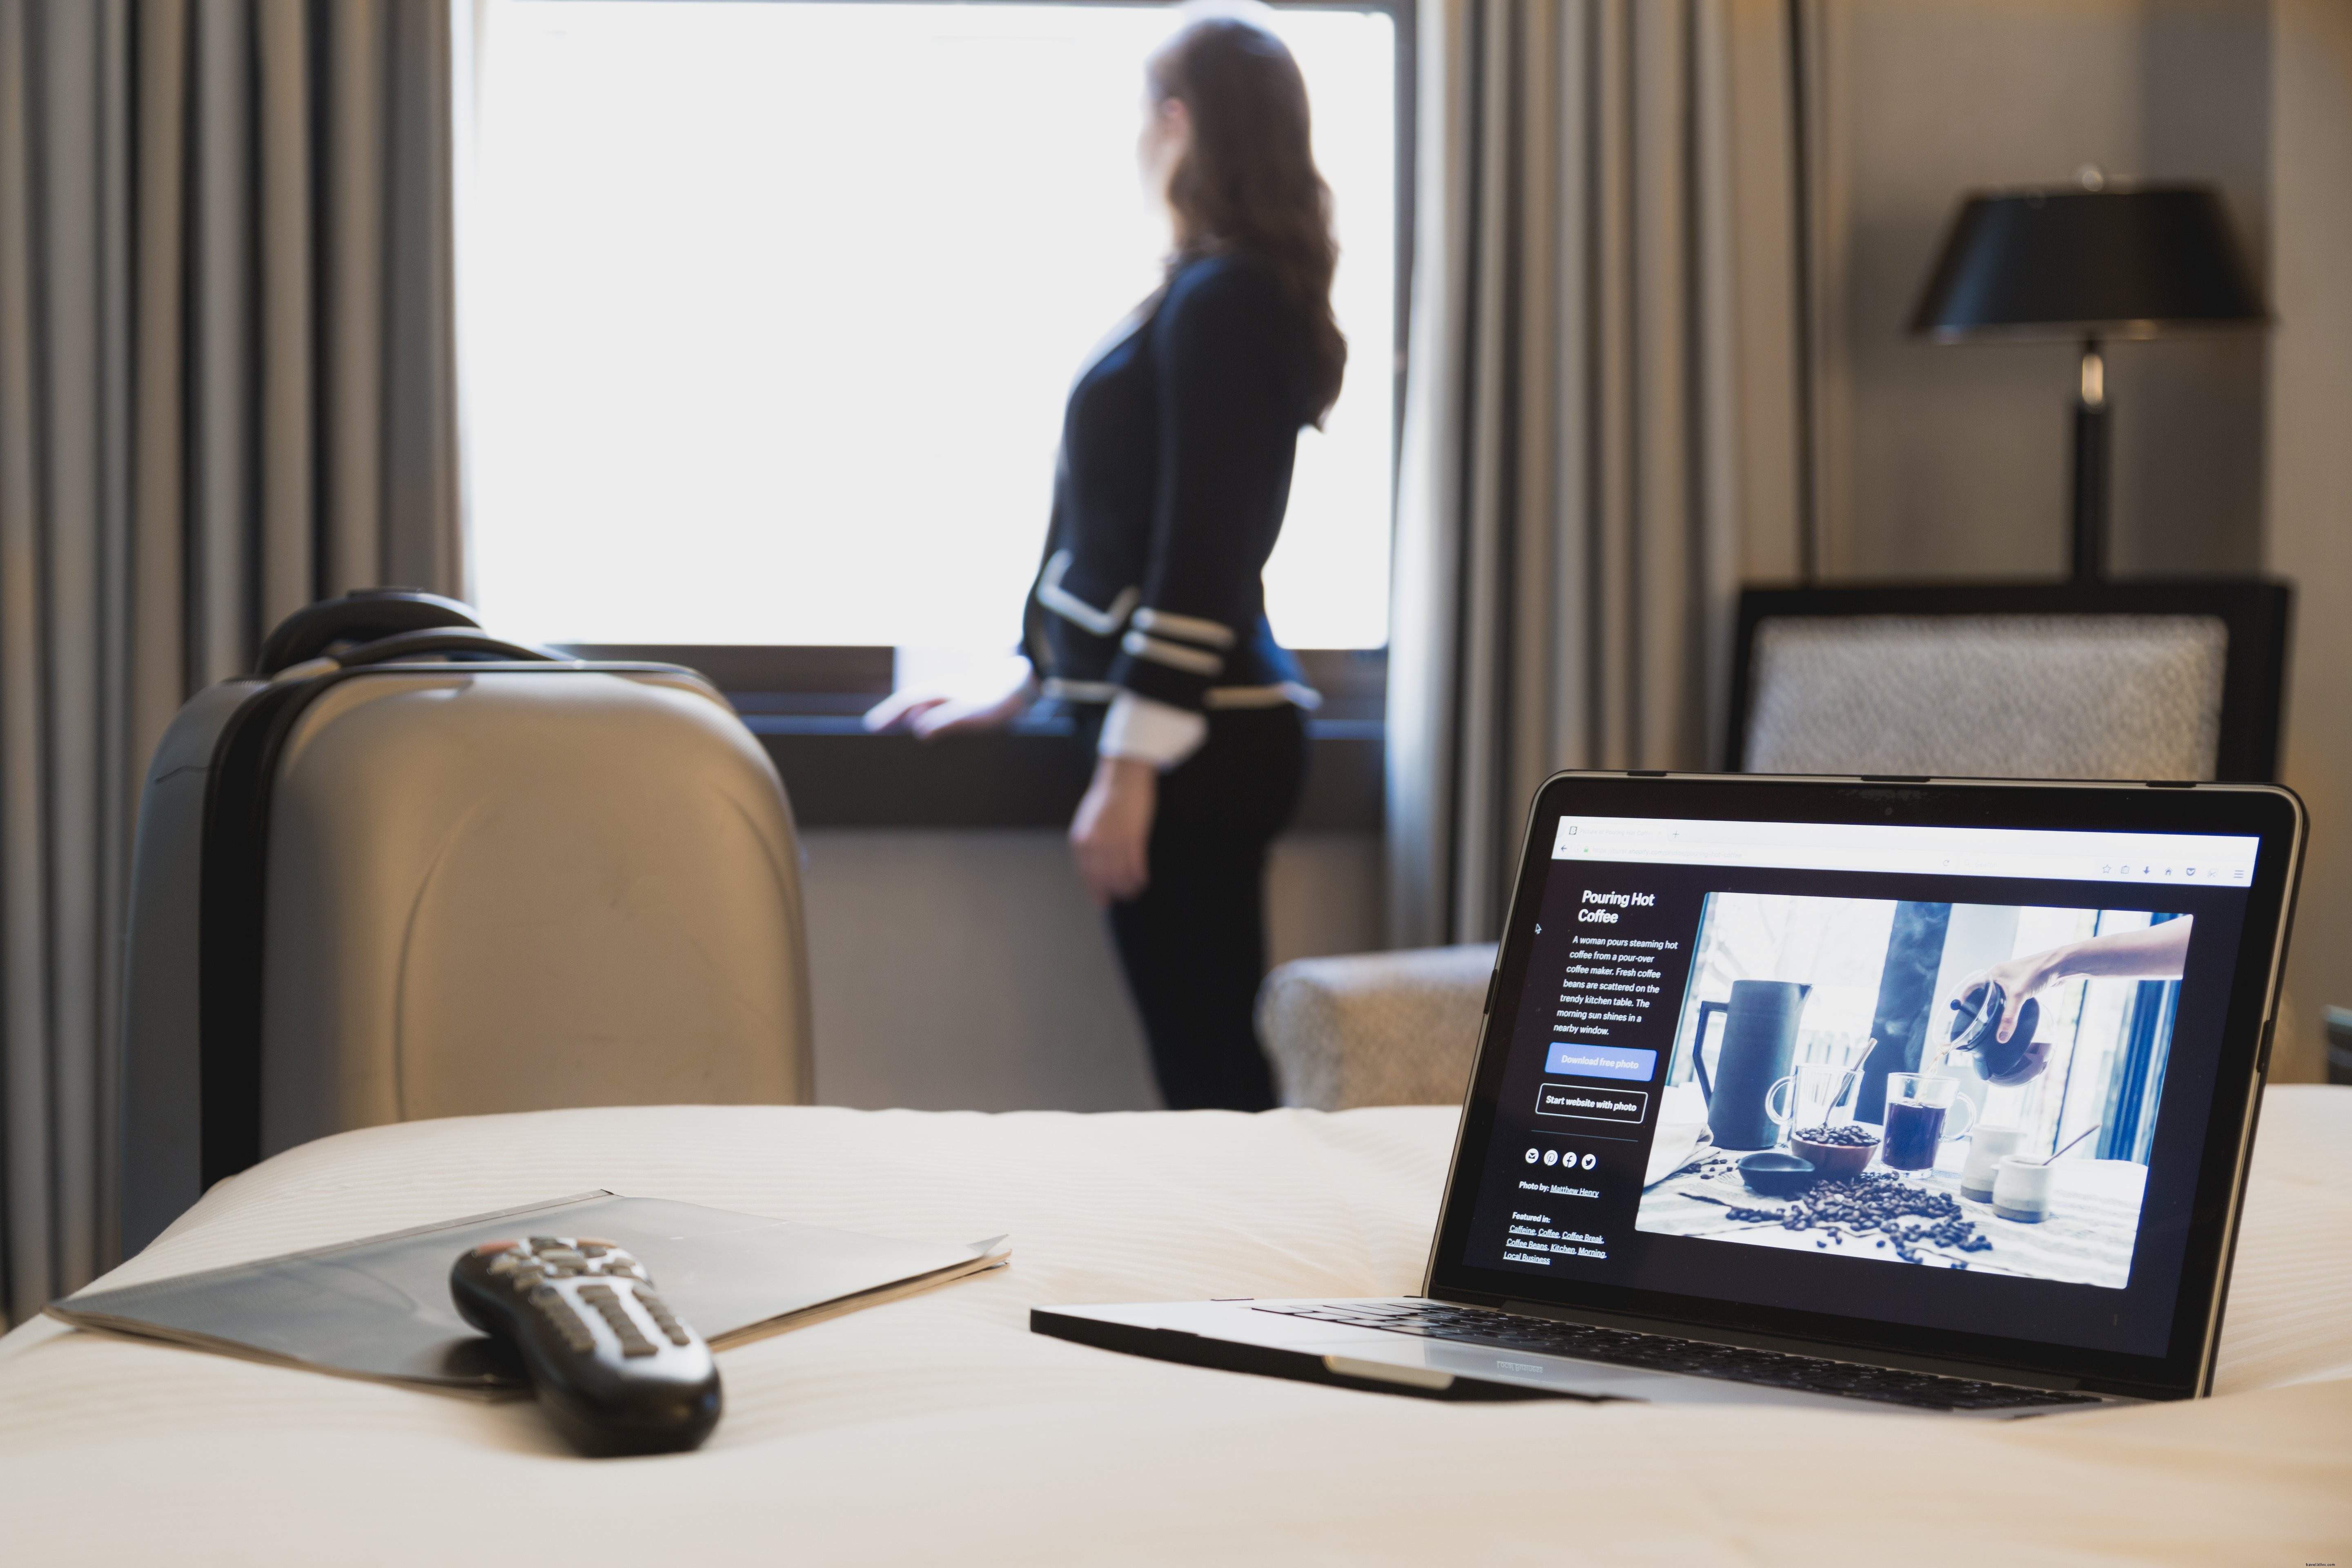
[1458,815,2260,1357]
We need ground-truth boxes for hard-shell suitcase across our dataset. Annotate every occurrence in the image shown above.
[121,591,813,1252]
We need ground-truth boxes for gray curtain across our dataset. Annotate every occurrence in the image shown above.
[1387,0,1802,947]
[0,0,461,1322]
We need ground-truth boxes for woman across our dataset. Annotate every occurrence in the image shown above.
[869,16,1343,1111]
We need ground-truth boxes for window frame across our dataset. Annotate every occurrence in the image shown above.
[473,0,1414,826]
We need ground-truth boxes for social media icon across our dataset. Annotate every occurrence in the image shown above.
[1543,1149,1559,1166]
[1581,1152,1598,1171]
[1525,1147,1539,1164]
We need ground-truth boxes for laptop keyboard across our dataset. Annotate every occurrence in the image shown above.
[1254,1301,2103,1412]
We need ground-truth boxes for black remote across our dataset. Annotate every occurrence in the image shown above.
[451,1235,722,1457]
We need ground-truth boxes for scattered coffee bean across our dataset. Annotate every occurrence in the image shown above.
[1699,1170,1993,1264]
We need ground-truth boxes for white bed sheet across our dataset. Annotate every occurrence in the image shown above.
[2,1088,2348,1564]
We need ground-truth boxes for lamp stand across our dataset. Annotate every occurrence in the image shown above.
[2070,336,2109,582]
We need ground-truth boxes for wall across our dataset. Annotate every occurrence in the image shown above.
[1806,0,2345,1079]
[1814,0,2272,581]
[2263,0,2352,1081]
[801,830,1384,1109]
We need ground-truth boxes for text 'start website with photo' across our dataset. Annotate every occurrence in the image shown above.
[1459,814,2261,1359]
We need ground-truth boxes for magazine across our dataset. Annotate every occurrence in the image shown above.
[47,1191,1008,1396]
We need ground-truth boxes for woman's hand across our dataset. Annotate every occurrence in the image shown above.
[1071,756,1156,905]
[864,672,1038,739]
[1978,951,2067,1045]
[1980,918,2196,1042]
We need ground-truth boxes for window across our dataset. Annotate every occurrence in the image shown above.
[461,0,1403,664]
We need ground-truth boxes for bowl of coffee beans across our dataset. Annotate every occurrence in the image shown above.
[1790,1122,1880,1178]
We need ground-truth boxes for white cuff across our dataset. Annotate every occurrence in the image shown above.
[1098,690,1207,771]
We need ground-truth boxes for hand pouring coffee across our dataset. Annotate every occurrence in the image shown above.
[1937,976,2051,1086]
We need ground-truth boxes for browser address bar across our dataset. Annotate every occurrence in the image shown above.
[1551,815,2261,886]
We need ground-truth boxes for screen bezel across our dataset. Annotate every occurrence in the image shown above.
[1421,772,2303,1401]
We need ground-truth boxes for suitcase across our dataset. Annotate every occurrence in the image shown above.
[121,590,813,1253]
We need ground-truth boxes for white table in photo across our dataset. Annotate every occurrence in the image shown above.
[1637,1143,2146,1288]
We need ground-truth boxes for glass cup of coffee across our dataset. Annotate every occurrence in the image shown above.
[1880,1073,1976,1172]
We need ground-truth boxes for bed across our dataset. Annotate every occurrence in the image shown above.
[3,1088,2347,1563]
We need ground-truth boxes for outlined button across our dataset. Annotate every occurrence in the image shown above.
[1534,1082,1649,1125]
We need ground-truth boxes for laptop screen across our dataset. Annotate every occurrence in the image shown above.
[1434,778,2296,1390]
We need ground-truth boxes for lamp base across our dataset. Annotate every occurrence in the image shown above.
[2070,339,2109,583]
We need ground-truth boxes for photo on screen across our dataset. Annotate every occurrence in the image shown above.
[1633,893,2188,1290]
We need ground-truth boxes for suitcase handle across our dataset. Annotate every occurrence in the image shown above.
[330,628,565,670]
[256,589,482,675]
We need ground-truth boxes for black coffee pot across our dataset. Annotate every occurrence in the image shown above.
[1692,980,1812,1151]
[1946,978,2039,1082]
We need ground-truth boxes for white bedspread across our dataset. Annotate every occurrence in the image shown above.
[3,1088,2348,1564]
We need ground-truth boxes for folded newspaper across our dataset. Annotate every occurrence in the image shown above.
[47,1191,1009,1396]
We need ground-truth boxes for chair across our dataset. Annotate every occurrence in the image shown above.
[1257,944,1496,1110]
[1257,578,2292,1110]
[1727,579,2290,782]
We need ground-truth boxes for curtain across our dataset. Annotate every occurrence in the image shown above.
[0,0,461,1322]
[1386,0,1804,948]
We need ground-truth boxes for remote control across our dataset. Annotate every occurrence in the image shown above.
[451,1235,722,1457]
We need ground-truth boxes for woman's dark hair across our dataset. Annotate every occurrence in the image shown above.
[1148,17,1345,426]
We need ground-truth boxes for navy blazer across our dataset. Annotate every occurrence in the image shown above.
[1023,253,1317,714]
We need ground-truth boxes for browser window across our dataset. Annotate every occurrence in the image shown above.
[1456,814,2261,1358]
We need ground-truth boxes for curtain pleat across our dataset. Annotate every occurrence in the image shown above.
[0,0,460,1323]
[1388,0,1789,947]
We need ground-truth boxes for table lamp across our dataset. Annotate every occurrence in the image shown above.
[1907,176,2266,581]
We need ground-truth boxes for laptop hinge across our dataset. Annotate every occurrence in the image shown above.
[1458,1295,2085,1392]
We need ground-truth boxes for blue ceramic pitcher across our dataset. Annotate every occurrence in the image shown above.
[1693,980,1812,1150]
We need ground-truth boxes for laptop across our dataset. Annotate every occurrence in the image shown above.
[1034,771,2305,1414]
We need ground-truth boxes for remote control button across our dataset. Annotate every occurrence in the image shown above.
[472,1239,518,1257]
[527,1236,563,1250]
[635,1291,693,1346]
[528,1285,596,1353]
[578,1285,658,1357]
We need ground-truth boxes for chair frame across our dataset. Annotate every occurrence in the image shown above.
[1724,578,2293,782]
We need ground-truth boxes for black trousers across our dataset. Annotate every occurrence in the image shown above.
[1086,704,1309,1111]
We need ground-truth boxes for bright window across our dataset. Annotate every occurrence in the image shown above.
[461,0,1400,657]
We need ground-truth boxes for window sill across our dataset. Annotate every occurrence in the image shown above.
[557,645,1387,831]
[750,719,1381,830]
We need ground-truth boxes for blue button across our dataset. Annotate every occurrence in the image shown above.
[1544,1043,1657,1082]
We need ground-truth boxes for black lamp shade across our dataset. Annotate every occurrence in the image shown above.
[1909,186,2265,341]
